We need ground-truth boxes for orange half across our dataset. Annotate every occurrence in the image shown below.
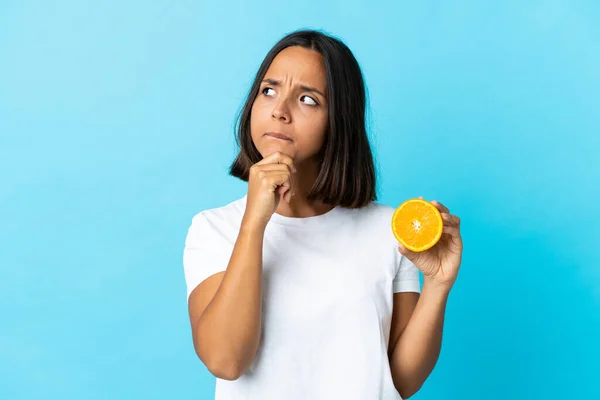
[391,198,443,252]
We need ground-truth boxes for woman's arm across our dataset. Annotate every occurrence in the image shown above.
[389,278,450,398]
[189,152,297,380]
[189,219,266,380]
[390,198,463,398]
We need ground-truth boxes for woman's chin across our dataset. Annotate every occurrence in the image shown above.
[261,142,296,159]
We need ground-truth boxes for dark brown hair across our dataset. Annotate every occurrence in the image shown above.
[228,29,377,208]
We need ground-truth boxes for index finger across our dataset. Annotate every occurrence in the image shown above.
[431,200,449,214]
[256,151,296,172]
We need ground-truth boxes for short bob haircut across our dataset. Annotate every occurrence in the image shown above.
[228,29,377,209]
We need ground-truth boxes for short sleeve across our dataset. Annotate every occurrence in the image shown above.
[393,254,421,293]
[182,213,229,301]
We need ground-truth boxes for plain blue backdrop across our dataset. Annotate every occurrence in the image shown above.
[1,1,599,399]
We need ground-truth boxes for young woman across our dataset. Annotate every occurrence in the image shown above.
[183,29,463,400]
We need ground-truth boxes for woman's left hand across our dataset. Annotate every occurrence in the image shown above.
[397,197,463,292]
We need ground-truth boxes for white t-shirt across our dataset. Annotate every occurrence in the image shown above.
[183,194,421,400]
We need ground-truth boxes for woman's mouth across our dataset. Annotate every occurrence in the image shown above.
[265,132,293,141]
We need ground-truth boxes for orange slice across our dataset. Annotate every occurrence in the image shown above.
[391,198,443,252]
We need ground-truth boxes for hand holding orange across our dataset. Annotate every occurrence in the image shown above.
[391,196,464,291]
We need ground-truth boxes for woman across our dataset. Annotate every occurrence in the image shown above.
[183,29,463,400]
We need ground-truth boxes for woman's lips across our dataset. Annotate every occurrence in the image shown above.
[265,132,293,141]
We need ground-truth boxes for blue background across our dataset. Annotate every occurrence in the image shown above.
[1,1,599,399]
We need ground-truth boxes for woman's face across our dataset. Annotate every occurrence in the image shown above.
[250,46,329,164]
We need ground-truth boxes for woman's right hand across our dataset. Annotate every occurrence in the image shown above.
[242,151,297,229]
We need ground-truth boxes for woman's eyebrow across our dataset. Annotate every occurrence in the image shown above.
[261,78,326,98]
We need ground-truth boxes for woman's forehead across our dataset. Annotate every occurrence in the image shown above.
[265,47,326,92]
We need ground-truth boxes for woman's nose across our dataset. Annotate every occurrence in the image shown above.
[272,100,291,122]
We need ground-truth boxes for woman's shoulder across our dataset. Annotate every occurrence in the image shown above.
[349,200,396,220]
[188,195,246,233]
[348,200,403,243]
[344,200,398,239]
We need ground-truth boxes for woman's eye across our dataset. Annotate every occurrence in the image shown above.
[301,95,317,106]
[262,87,275,96]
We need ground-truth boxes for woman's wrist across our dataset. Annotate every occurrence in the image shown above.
[422,276,453,298]
[240,215,267,236]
